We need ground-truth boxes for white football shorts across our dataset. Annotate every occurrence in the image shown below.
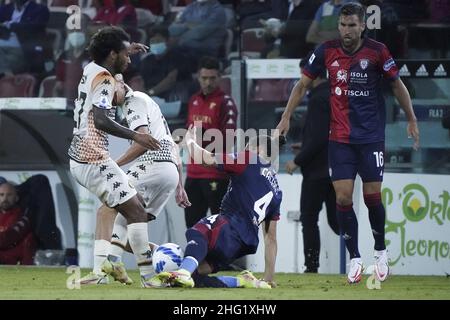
[70,158,137,207]
[127,161,179,218]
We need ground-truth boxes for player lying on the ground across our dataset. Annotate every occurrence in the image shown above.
[148,126,283,288]
[77,80,191,286]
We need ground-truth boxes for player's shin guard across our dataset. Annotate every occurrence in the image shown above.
[181,228,209,274]
[337,203,361,259]
[127,222,153,276]
[109,213,128,262]
[364,193,386,251]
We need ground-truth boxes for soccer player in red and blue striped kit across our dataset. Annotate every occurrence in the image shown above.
[277,2,419,284]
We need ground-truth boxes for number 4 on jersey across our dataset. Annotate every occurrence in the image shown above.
[253,191,273,224]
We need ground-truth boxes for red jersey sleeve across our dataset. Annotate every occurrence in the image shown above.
[379,44,399,81]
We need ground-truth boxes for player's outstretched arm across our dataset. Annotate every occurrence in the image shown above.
[174,143,191,208]
[390,78,420,150]
[276,76,313,136]
[184,125,217,168]
[93,107,161,150]
[262,219,277,287]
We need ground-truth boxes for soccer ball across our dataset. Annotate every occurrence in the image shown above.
[152,243,183,274]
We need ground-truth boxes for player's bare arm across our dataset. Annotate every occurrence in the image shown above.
[184,125,217,168]
[262,219,277,287]
[276,75,313,136]
[115,126,158,166]
[93,107,161,150]
[174,143,191,208]
[390,78,420,150]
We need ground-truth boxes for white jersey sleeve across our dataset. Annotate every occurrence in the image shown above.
[123,91,176,163]
[68,62,116,164]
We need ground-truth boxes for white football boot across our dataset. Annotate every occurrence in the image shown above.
[347,258,364,284]
[374,249,389,282]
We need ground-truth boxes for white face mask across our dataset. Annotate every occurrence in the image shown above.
[67,32,86,48]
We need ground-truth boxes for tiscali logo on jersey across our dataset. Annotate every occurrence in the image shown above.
[335,87,369,97]
[415,64,429,77]
[359,59,369,70]
[336,69,348,83]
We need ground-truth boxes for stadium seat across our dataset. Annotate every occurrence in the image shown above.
[127,75,145,92]
[241,28,267,54]
[250,79,293,102]
[38,75,58,98]
[0,74,37,98]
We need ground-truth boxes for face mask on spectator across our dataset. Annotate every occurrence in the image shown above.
[150,42,167,56]
[67,32,86,48]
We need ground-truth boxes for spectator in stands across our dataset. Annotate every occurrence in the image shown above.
[285,56,339,273]
[0,0,50,75]
[306,0,351,46]
[360,0,407,58]
[168,0,226,58]
[239,0,273,29]
[54,28,90,105]
[131,0,164,16]
[0,181,37,265]
[91,0,138,40]
[184,56,238,228]
[260,0,321,59]
[139,26,195,104]
[0,175,62,252]
[279,0,322,58]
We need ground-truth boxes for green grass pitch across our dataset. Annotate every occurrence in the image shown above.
[0,266,449,300]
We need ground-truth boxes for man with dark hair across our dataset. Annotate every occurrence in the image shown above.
[285,55,339,273]
[277,2,419,284]
[0,181,36,265]
[184,56,238,229]
[139,26,194,104]
[68,26,162,287]
[148,127,281,289]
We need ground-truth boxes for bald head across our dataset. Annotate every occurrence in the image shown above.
[0,182,19,212]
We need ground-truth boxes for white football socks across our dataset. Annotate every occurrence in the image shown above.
[93,239,110,274]
[127,222,153,276]
[109,213,128,262]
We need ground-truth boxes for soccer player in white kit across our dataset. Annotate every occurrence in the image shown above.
[68,26,161,286]
[77,80,191,285]
[109,89,191,286]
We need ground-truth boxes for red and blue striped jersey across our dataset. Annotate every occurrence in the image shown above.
[303,38,399,144]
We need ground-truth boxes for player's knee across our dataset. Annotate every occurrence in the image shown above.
[336,194,352,206]
[186,228,207,245]
[120,198,147,223]
[363,192,382,208]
